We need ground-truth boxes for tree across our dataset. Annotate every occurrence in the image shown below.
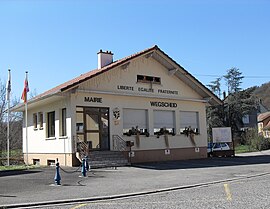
[0,79,6,154]
[253,81,270,110]
[224,67,244,94]
[207,77,222,98]
[207,68,257,138]
[206,104,225,138]
[206,77,224,137]
[224,87,257,132]
[222,68,245,132]
[0,78,23,162]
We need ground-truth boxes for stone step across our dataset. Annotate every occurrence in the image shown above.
[90,160,128,165]
[87,151,129,168]
[90,162,129,169]
[89,162,129,169]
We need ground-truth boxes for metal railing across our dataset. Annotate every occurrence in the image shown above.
[77,141,89,160]
[112,135,128,151]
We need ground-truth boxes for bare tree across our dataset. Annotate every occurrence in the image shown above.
[0,78,23,161]
[0,79,7,156]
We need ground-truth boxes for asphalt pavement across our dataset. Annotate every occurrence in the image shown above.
[1,150,270,208]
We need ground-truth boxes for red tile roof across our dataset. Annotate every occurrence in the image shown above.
[258,112,270,122]
[33,45,159,100]
[12,44,222,111]
[264,121,270,130]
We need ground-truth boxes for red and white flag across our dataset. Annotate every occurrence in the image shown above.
[21,72,29,103]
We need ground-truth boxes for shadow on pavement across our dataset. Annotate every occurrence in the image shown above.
[132,155,270,170]
[0,194,17,197]
[0,169,41,177]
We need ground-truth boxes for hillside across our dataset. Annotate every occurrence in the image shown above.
[253,81,270,110]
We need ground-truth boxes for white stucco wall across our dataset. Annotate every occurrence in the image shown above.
[22,97,73,154]
[73,92,207,151]
[73,56,208,151]
[79,56,200,99]
[22,53,209,156]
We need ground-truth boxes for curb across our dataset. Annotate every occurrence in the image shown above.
[2,172,270,208]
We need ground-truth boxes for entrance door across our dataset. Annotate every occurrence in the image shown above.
[85,107,110,150]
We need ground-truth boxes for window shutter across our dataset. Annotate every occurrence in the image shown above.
[123,109,147,129]
[154,110,174,128]
[180,111,198,129]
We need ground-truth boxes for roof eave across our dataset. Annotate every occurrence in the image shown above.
[11,91,61,112]
[152,47,222,106]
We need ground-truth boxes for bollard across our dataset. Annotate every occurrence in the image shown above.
[85,156,90,171]
[81,158,87,177]
[54,158,61,185]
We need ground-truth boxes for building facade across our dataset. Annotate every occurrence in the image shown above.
[258,112,270,138]
[13,45,222,166]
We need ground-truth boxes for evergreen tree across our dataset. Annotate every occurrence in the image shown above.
[224,67,244,94]
[225,87,257,132]
[206,77,224,136]
[207,77,222,98]
[207,68,256,135]
[206,104,225,137]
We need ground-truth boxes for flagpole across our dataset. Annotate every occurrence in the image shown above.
[7,69,11,166]
[25,71,29,167]
[7,90,10,166]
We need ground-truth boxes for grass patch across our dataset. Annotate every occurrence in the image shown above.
[1,149,24,167]
[235,144,258,154]
[0,149,23,157]
[0,164,39,171]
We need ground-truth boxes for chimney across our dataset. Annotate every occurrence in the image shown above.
[223,91,226,100]
[97,49,113,69]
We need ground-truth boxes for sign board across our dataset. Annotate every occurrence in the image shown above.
[165,149,170,155]
[212,127,232,143]
[129,151,135,158]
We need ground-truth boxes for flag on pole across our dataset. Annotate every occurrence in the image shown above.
[21,72,29,103]
[6,69,11,101]
[6,69,11,166]
[21,71,29,167]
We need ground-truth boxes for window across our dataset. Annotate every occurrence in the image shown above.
[61,108,67,136]
[180,111,199,134]
[76,107,84,133]
[76,107,84,142]
[153,110,175,135]
[137,75,161,84]
[47,159,55,166]
[47,111,55,138]
[123,109,148,135]
[33,113,37,129]
[33,159,40,165]
[38,112,43,129]
[242,115,250,124]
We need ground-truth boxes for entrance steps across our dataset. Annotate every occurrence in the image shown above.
[88,151,129,168]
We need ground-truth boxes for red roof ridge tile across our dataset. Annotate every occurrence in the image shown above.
[258,111,270,122]
[30,45,158,101]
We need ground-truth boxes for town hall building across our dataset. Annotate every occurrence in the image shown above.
[12,45,222,167]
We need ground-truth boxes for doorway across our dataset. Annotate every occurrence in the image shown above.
[76,107,110,150]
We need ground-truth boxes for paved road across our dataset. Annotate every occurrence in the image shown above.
[45,173,270,209]
[1,151,270,208]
